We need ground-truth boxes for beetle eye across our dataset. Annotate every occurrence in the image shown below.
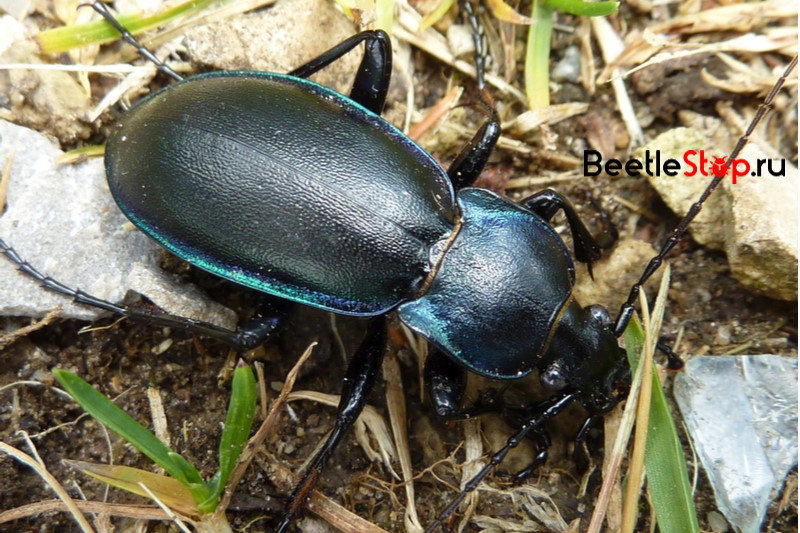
[586,304,612,328]
[540,363,567,390]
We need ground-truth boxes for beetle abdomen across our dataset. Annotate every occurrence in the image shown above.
[106,72,456,315]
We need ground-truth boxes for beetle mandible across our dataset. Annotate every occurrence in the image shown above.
[0,1,796,531]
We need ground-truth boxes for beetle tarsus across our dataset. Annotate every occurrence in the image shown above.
[0,237,289,350]
[656,341,685,371]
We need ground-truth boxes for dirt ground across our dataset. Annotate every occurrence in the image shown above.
[0,1,797,532]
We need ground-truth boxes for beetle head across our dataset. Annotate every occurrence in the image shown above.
[540,300,631,413]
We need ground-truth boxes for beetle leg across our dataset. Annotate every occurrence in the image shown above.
[276,315,387,533]
[656,341,685,370]
[423,392,575,533]
[520,189,603,277]
[289,31,392,114]
[445,1,502,191]
[498,404,552,480]
[446,111,501,191]
[426,348,503,419]
[0,237,287,350]
[512,428,550,481]
[572,415,595,473]
[87,1,183,82]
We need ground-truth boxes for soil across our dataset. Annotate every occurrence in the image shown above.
[0,2,797,533]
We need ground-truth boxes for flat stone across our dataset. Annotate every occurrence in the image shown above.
[674,355,798,533]
[723,143,798,301]
[182,0,359,96]
[0,119,236,328]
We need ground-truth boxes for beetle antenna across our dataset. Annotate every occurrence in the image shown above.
[613,55,797,337]
[423,393,575,532]
[460,0,489,93]
[84,0,184,82]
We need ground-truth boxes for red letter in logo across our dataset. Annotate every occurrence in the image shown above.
[683,150,698,176]
[729,158,751,185]
[711,156,728,178]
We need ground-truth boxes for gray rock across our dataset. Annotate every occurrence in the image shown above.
[674,355,798,533]
[552,46,581,84]
[182,0,359,96]
[641,127,798,300]
[0,119,236,328]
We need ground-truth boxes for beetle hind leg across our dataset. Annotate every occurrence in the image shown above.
[289,31,392,114]
[0,237,288,350]
[276,316,387,532]
[87,1,183,82]
[446,1,501,191]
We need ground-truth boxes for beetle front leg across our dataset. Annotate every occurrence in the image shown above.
[276,315,387,533]
[289,31,392,114]
[446,110,501,191]
[510,429,549,481]
[521,190,603,276]
[426,347,502,419]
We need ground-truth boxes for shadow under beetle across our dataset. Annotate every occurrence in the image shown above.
[1,1,797,531]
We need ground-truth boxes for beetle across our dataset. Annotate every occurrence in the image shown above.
[0,1,796,531]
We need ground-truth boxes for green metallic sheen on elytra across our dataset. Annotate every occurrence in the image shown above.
[105,71,456,315]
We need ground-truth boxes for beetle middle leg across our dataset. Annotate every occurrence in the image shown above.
[521,189,604,274]
[276,315,387,533]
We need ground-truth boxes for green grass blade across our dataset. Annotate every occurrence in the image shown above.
[68,459,200,516]
[36,0,218,54]
[623,322,700,533]
[53,370,211,504]
[545,0,618,17]
[525,0,555,109]
[204,361,257,511]
[524,0,618,109]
